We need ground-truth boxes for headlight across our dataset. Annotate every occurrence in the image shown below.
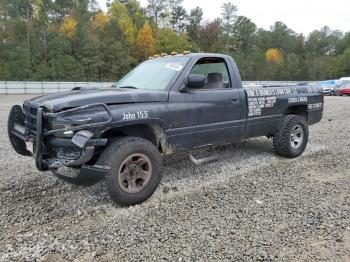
[49,106,110,138]
[51,123,75,137]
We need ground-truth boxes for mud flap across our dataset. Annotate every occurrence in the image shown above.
[7,105,32,156]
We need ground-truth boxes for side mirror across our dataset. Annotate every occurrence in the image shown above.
[184,74,206,91]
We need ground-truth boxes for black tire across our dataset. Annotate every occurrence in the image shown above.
[98,137,162,206]
[273,114,309,158]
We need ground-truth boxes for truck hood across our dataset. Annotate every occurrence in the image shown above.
[28,88,169,112]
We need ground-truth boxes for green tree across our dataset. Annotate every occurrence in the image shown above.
[156,28,193,53]
[186,7,203,51]
[109,1,137,46]
[147,0,167,35]
[232,16,256,53]
[124,0,148,29]
[168,0,187,32]
[51,0,75,22]
[170,6,187,32]
[0,0,349,82]
[332,48,350,77]
[306,26,342,57]
[221,2,237,52]
[336,32,350,55]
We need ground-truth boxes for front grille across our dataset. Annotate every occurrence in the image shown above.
[23,102,38,136]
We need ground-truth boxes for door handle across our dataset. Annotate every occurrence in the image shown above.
[230,98,239,103]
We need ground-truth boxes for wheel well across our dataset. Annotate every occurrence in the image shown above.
[102,124,168,154]
[284,105,308,120]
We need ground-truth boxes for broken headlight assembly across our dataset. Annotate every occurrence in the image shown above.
[45,104,113,138]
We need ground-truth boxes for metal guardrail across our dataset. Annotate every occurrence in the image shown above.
[0,81,312,94]
[242,81,311,88]
[0,81,115,94]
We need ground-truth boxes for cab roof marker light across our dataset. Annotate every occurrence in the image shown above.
[171,51,178,55]
[183,51,191,55]
[161,53,168,57]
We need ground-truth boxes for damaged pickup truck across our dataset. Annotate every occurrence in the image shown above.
[8,53,324,206]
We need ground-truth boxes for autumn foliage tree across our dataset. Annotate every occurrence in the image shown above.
[0,0,349,82]
[265,48,283,80]
[59,17,78,39]
[91,11,108,30]
[136,22,156,60]
[265,48,283,64]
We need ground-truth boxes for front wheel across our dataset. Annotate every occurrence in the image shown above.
[98,137,162,206]
[273,114,309,158]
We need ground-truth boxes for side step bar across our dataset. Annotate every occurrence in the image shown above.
[189,153,219,165]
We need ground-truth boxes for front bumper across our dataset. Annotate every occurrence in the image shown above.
[8,104,110,182]
[321,89,333,95]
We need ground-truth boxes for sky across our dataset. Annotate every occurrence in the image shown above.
[97,0,350,35]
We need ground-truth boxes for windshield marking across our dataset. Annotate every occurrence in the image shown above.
[166,63,184,71]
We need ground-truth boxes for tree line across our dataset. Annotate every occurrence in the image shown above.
[0,0,349,82]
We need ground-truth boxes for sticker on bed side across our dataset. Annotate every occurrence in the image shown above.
[248,96,277,116]
[308,103,323,110]
[246,88,298,97]
[166,63,184,71]
[288,97,307,103]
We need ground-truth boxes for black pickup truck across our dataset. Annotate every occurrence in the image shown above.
[8,53,323,206]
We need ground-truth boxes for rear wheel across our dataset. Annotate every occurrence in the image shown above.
[98,137,162,206]
[273,114,309,158]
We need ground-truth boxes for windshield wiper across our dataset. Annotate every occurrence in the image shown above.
[117,86,138,89]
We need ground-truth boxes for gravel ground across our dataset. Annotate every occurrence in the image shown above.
[0,95,349,262]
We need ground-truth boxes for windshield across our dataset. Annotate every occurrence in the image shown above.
[114,57,189,90]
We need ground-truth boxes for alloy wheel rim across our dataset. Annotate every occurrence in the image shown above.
[290,124,304,149]
[117,153,152,193]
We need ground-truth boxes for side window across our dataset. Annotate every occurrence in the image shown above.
[189,58,231,89]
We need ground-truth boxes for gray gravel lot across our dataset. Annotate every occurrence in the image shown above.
[0,95,349,261]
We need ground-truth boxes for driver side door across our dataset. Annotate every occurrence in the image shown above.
[188,57,246,147]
